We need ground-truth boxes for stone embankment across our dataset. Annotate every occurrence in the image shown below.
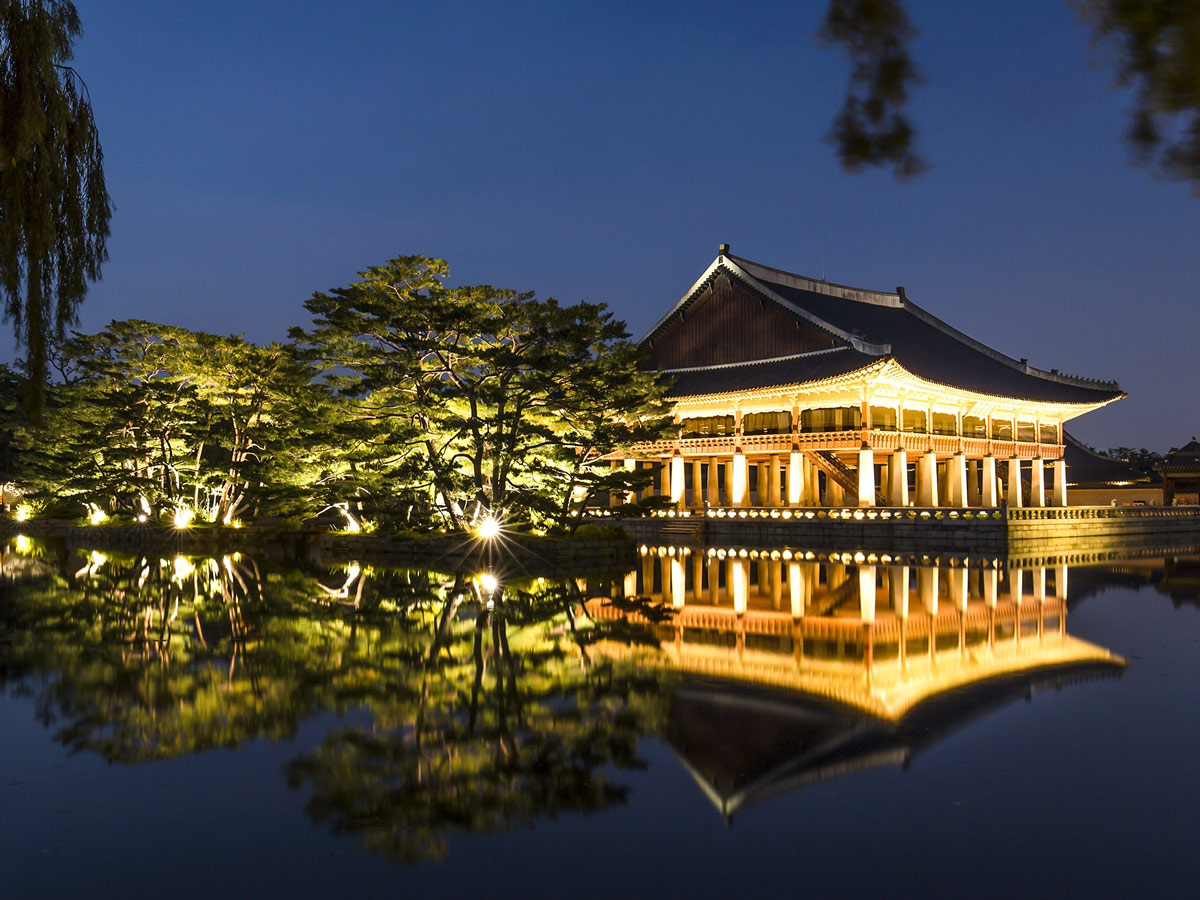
[611,505,1200,560]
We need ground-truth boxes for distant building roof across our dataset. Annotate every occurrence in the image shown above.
[1159,438,1200,475]
[642,249,1125,405]
[1063,431,1148,485]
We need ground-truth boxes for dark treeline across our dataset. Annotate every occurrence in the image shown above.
[0,255,672,533]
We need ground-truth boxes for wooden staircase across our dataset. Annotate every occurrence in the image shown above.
[808,450,887,506]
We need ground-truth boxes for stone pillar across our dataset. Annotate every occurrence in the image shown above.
[967,459,982,507]
[1053,458,1068,507]
[888,449,908,507]
[640,553,654,597]
[983,568,999,607]
[919,568,939,616]
[670,556,686,608]
[805,457,821,506]
[981,455,998,507]
[827,474,844,507]
[1007,457,1023,508]
[768,454,782,506]
[947,452,967,507]
[623,571,637,599]
[1029,457,1046,508]
[857,445,876,507]
[732,560,749,614]
[788,562,807,617]
[917,451,938,507]
[950,567,968,613]
[859,566,877,623]
[889,565,910,618]
[788,450,803,506]
[732,449,749,507]
[670,454,685,508]
[692,458,704,508]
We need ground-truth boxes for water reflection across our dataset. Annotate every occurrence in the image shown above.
[592,546,1120,719]
[0,536,1134,858]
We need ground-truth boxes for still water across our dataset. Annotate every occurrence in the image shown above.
[2,537,1199,898]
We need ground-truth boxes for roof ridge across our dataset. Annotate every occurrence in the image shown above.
[728,253,901,306]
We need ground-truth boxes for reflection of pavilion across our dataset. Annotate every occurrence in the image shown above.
[591,547,1117,719]
[585,548,1123,818]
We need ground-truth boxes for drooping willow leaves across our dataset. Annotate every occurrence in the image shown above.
[0,1,112,415]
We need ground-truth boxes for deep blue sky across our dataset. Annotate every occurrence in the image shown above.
[9,0,1199,450]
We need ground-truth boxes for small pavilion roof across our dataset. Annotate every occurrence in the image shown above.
[643,249,1125,405]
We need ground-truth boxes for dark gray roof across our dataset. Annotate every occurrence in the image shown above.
[1064,431,1147,484]
[728,255,1123,404]
[662,347,877,397]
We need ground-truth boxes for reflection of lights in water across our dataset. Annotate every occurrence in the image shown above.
[14,534,32,554]
[89,550,107,570]
[173,555,195,581]
[14,502,33,522]
[476,515,501,540]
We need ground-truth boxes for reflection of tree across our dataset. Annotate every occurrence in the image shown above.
[286,580,666,862]
[0,545,668,862]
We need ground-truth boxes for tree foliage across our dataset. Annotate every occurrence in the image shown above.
[819,0,925,180]
[292,255,671,531]
[0,0,112,414]
[19,320,336,522]
[822,0,1200,187]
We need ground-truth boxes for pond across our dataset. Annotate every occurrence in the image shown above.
[2,537,1199,897]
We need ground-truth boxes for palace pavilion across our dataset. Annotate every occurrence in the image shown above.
[616,246,1124,510]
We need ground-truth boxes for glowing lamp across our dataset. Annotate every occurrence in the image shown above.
[476,515,501,540]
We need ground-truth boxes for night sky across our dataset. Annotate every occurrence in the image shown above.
[9,0,1199,451]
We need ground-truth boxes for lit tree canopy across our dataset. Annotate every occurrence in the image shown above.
[292,255,671,531]
[0,0,112,413]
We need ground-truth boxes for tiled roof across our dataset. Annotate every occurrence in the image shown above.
[642,251,1124,406]
[661,347,878,397]
[729,254,1124,405]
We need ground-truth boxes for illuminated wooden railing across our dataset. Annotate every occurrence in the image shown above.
[628,430,1064,459]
